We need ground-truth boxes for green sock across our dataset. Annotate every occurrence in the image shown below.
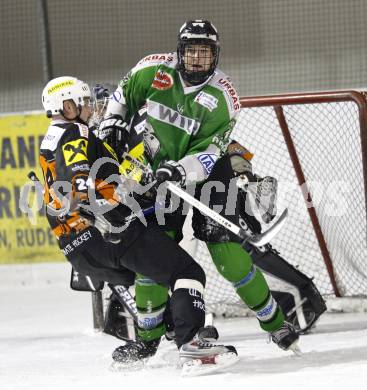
[207,241,284,332]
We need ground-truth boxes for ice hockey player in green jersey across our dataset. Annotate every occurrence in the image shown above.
[98,20,300,369]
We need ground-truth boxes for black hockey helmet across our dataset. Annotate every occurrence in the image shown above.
[177,20,220,86]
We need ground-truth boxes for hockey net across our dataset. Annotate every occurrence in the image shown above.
[191,90,367,316]
[97,90,367,325]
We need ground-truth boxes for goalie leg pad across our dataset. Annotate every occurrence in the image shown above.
[249,245,326,333]
[103,295,136,341]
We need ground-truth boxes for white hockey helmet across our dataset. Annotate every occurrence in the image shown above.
[41,76,91,118]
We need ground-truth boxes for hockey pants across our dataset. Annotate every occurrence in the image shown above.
[64,224,206,348]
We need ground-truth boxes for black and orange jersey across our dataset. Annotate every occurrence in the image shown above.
[40,119,126,239]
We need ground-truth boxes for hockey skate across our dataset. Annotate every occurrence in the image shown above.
[270,322,301,354]
[111,338,161,370]
[179,328,238,377]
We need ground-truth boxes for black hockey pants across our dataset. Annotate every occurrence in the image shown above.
[60,222,206,347]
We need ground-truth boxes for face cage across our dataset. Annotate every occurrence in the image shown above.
[88,96,110,131]
[177,41,219,85]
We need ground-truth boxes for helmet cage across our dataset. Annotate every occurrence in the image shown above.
[89,84,113,129]
[177,20,220,86]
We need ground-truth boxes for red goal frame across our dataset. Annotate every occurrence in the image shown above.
[240,91,367,296]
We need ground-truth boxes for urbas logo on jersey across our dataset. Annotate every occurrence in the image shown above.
[62,139,88,166]
[152,70,174,90]
[198,153,217,175]
[218,78,240,111]
[139,54,174,65]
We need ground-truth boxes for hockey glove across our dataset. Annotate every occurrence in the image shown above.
[255,176,278,223]
[238,175,278,223]
[155,160,186,187]
[97,114,129,157]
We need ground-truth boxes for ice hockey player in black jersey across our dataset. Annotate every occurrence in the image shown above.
[39,76,239,375]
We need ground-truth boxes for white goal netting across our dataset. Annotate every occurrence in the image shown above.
[192,91,367,313]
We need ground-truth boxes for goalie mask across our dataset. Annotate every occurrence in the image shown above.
[177,20,220,86]
[89,83,116,130]
[41,76,91,118]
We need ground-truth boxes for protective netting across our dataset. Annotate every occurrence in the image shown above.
[3,0,367,113]
[194,92,367,312]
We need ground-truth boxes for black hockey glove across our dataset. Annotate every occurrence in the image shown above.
[155,160,186,187]
[98,114,129,157]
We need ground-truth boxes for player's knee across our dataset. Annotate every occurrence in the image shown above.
[171,260,206,288]
[208,241,253,282]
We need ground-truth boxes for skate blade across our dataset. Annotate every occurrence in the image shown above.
[181,352,239,377]
[110,359,145,372]
[289,341,302,356]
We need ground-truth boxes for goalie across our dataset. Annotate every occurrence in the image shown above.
[191,140,327,334]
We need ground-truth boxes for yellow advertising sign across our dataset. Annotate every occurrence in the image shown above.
[0,112,64,264]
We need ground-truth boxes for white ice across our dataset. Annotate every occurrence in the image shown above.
[1,263,367,390]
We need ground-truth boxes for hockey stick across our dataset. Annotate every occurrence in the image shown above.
[118,155,288,247]
[165,181,287,248]
[108,283,138,322]
[28,169,286,247]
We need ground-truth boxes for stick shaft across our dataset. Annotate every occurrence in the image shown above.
[166,182,244,238]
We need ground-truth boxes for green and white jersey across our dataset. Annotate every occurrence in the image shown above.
[106,52,241,183]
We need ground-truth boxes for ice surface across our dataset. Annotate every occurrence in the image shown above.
[0,263,367,390]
